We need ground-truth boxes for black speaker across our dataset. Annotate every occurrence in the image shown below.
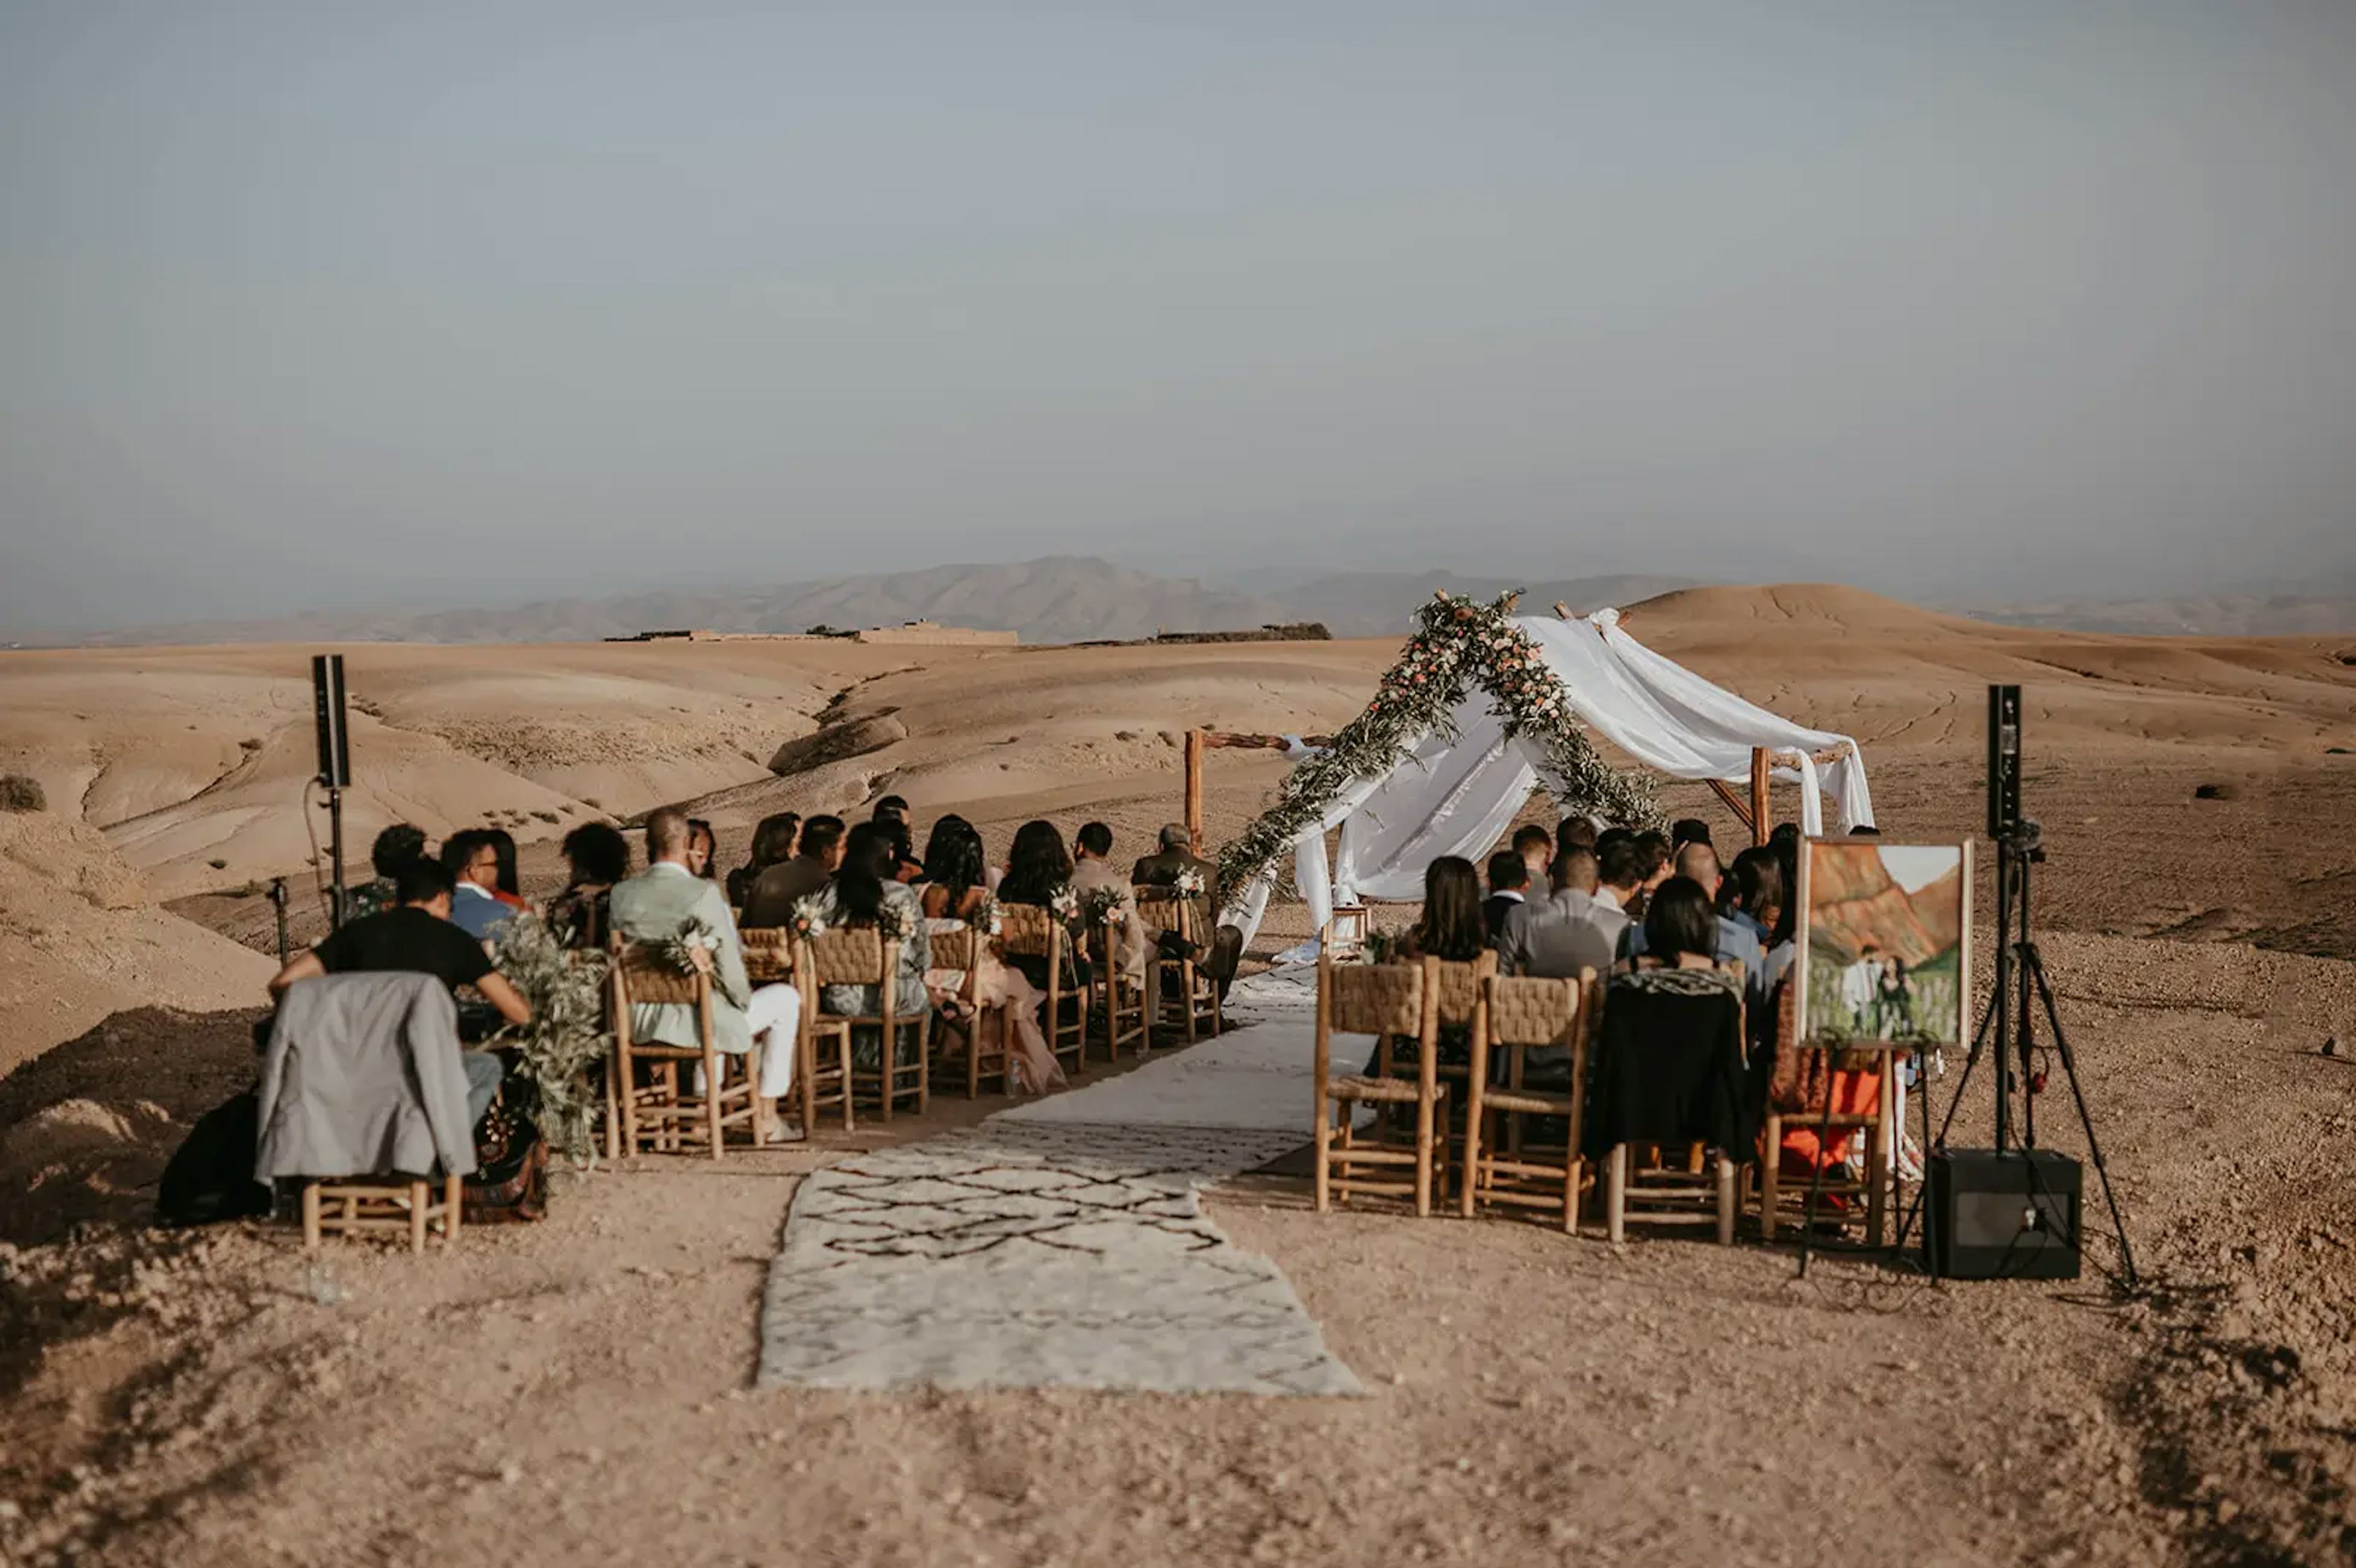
[1987,683,2022,837]
[311,654,351,788]
[1924,1148,2082,1280]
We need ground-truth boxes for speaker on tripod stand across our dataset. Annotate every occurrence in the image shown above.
[1914,685,2137,1285]
[312,654,352,928]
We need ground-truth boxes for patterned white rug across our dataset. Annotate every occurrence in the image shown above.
[755,979,1365,1396]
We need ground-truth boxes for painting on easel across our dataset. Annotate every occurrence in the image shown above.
[1796,840,1973,1046]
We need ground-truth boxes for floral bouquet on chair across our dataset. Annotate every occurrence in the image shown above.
[785,894,830,942]
[1173,867,1206,898]
[1081,885,1128,927]
[655,917,721,976]
[971,893,1004,938]
[1047,883,1080,925]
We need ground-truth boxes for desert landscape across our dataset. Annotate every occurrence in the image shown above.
[3,583,2354,1566]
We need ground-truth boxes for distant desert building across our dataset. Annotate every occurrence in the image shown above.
[606,620,1018,647]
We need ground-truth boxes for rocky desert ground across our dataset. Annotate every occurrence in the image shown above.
[2,584,2354,1566]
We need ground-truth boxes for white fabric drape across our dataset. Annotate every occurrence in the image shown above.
[1221,609,1874,953]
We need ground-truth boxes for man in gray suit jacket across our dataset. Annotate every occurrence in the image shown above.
[1498,846,1619,983]
[610,809,803,1137]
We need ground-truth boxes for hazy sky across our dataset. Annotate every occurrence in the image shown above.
[4,2,2353,633]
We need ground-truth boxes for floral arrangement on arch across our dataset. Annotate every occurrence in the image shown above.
[1215,591,1660,900]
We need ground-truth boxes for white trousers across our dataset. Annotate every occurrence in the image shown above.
[693,983,801,1099]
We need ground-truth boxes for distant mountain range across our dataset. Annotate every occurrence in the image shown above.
[68,558,1703,647]
[55,555,2356,647]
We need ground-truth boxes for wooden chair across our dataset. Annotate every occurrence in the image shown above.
[1758,980,1896,1245]
[610,943,770,1158]
[1462,971,1593,1232]
[1597,966,1747,1246]
[928,923,1011,1098]
[1313,953,1450,1216]
[1091,919,1152,1063]
[1139,890,1222,1043]
[800,927,926,1122]
[1388,952,1493,1172]
[300,1175,461,1254]
[999,905,1086,1078]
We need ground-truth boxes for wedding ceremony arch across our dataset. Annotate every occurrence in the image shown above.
[1210,592,1877,950]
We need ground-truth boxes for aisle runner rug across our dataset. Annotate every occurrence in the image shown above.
[756,982,1363,1396]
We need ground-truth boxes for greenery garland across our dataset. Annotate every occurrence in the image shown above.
[1215,591,1660,900]
[490,912,614,1164]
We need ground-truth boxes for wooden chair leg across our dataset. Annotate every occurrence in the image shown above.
[615,1043,637,1158]
[1606,1144,1628,1245]
[1312,1094,1332,1213]
[409,1178,428,1255]
[444,1172,462,1245]
[703,1045,725,1159]
[1760,1113,1782,1242]
[837,1030,856,1132]
[1716,1155,1736,1246]
[1563,1155,1582,1236]
[601,1054,620,1163]
[1413,1089,1436,1218]
[1866,1119,1889,1247]
[301,1181,323,1251]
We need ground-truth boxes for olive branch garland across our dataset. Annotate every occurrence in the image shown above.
[1214,591,1660,900]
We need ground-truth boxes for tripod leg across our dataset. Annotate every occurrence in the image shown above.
[2023,944,2139,1289]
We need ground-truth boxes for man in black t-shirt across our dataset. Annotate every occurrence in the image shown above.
[269,858,529,1123]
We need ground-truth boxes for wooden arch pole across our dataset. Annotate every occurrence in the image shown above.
[1706,746,1777,845]
[1750,745,1772,847]
[1183,729,1336,856]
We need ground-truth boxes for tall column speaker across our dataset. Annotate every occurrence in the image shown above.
[312,655,351,788]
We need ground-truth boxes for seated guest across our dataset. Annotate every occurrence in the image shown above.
[919,816,989,919]
[548,821,631,951]
[807,821,935,1073]
[1071,821,1147,983]
[727,812,801,909]
[483,828,529,910]
[1131,823,1241,988]
[1622,842,1766,1004]
[1583,875,1752,1166]
[739,814,845,928]
[268,857,525,1124]
[1500,846,1615,983]
[344,822,429,922]
[1669,817,1714,858]
[1403,856,1488,964]
[1630,830,1674,913]
[685,818,720,883]
[1557,815,1599,855]
[1484,849,1530,944]
[879,815,925,883]
[1001,818,1093,995]
[1719,847,1782,943]
[610,808,802,1140]
[1588,837,1645,952]
[1512,823,1553,886]
[441,829,517,942]
[872,795,910,826]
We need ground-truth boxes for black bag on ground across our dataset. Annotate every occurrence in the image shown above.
[156,1089,272,1228]
[461,1073,548,1225]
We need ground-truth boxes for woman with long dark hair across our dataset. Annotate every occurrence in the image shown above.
[483,827,529,910]
[996,819,1075,908]
[1404,856,1487,963]
[1584,874,1752,1172]
[809,823,932,1072]
[685,818,721,883]
[919,815,988,920]
[728,812,799,909]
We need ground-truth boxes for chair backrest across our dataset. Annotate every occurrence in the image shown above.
[997,903,1057,958]
[1135,891,1197,942]
[1326,959,1425,1039]
[613,944,709,1007]
[803,926,885,986]
[929,922,977,970]
[741,927,793,980]
[1486,973,1582,1047]
[1429,951,1496,1027]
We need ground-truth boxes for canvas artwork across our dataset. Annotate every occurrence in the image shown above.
[1798,840,1972,1046]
